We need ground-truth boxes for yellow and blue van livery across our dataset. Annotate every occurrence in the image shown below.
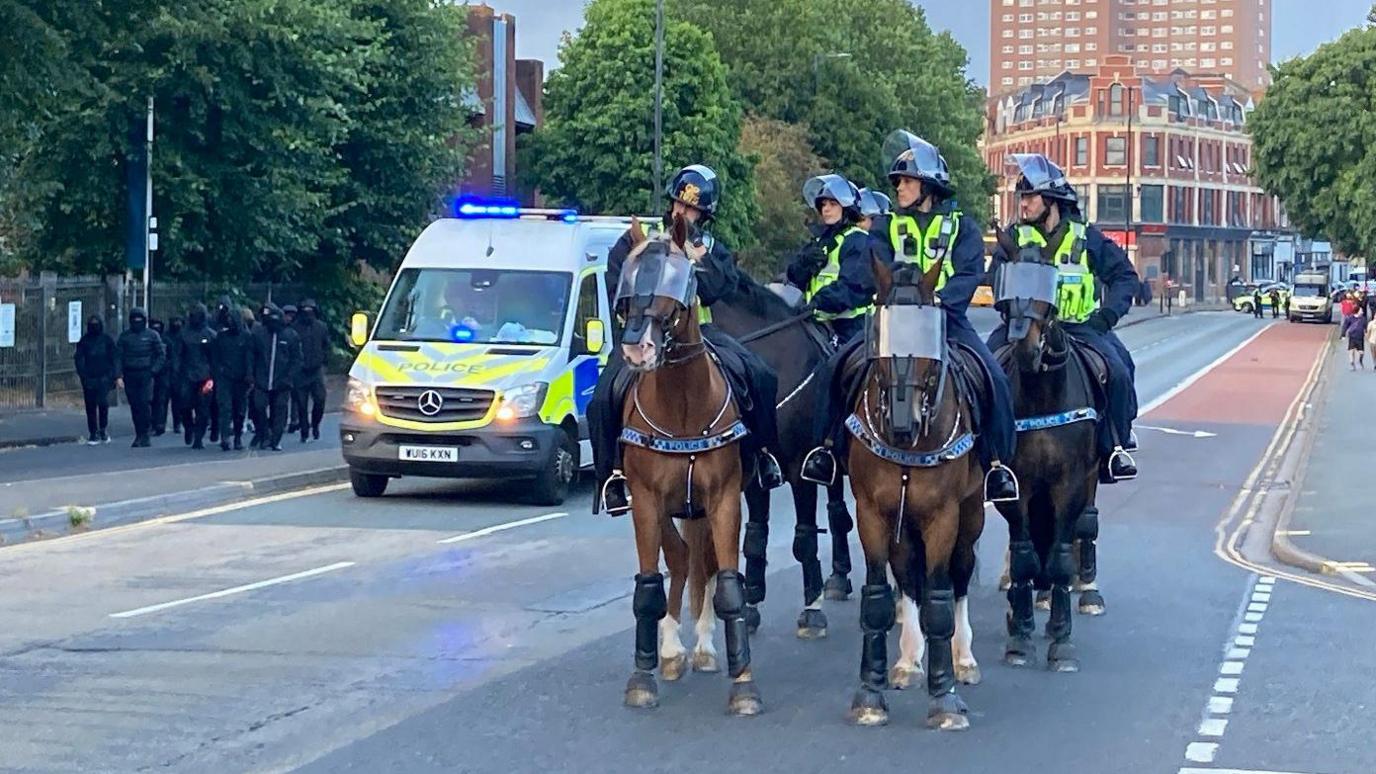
[341,202,634,504]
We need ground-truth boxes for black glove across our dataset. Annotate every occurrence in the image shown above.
[1086,309,1117,334]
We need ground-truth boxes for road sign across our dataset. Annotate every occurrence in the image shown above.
[0,303,14,347]
[68,300,82,343]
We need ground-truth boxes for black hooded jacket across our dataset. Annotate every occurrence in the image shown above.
[75,317,117,390]
[293,300,330,379]
[178,303,217,383]
[251,304,302,391]
[210,308,252,382]
[115,308,166,378]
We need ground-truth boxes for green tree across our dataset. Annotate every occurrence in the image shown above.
[1249,24,1376,257]
[522,0,758,250]
[674,0,991,223]
[736,116,828,279]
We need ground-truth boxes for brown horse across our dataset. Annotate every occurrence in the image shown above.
[617,214,761,716]
[844,254,985,730]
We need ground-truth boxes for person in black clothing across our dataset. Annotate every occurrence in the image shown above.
[292,299,330,442]
[179,303,217,449]
[74,315,117,445]
[1269,288,1282,319]
[282,304,302,434]
[165,316,187,436]
[114,308,166,447]
[1252,288,1264,319]
[250,303,302,451]
[207,296,234,443]
[210,302,253,451]
[149,318,171,435]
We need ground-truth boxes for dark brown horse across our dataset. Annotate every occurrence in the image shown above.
[844,254,985,730]
[617,215,761,716]
[991,230,1102,673]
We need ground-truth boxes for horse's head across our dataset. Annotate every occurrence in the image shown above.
[993,229,1062,373]
[616,214,704,371]
[866,252,948,445]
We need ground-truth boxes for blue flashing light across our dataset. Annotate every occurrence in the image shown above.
[449,323,477,342]
[452,197,521,219]
[561,210,580,223]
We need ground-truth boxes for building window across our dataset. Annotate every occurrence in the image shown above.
[1143,135,1160,167]
[1002,76,1015,86]
[1109,84,1125,116]
[1106,136,1127,165]
[1140,185,1164,223]
[1075,136,1089,166]
[1097,185,1130,223]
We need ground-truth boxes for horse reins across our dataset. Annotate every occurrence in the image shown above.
[737,309,814,344]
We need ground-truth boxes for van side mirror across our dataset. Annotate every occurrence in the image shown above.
[350,312,370,348]
[585,320,606,354]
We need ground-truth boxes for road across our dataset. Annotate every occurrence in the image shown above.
[2,311,1371,774]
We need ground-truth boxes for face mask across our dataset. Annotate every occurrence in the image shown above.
[87,320,103,336]
[130,316,147,332]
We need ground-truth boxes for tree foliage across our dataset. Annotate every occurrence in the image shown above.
[673,0,991,224]
[522,0,759,250]
[736,116,828,279]
[1249,24,1376,257]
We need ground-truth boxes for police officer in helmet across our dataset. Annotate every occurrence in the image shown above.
[787,174,879,486]
[856,188,891,232]
[590,164,786,515]
[822,130,1020,502]
[991,153,1140,482]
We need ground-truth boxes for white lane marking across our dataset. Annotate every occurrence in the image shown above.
[436,512,568,544]
[109,561,356,618]
[1141,323,1272,416]
[1137,424,1218,438]
[1220,661,1245,675]
[1226,647,1251,660]
[1247,602,1268,612]
[1214,677,1239,694]
[1238,622,1259,634]
[1235,635,1256,647]
[1184,743,1219,763]
[1208,696,1234,714]
[1180,769,1319,774]
[1198,717,1228,737]
[1244,611,1264,622]
[1258,576,1277,584]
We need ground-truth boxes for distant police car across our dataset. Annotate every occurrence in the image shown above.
[341,200,636,504]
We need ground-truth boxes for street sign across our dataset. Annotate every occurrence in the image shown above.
[0,303,14,348]
[68,300,82,344]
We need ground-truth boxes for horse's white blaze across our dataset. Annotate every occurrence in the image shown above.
[896,592,925,671]
[659,615,686,660]
[694,576,717,657]
[953,596,977,670]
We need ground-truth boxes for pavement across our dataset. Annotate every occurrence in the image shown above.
[7,311,1372,773]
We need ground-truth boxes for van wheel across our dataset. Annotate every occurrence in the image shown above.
[1238,302,1252,314]
[350,470,389,498]
[531,431,577,506]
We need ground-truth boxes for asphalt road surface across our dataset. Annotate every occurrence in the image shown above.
[2,311,1371,774]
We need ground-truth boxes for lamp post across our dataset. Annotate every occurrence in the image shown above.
[651,0,664,214]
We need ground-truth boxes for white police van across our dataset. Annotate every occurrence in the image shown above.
[341,200,633,504]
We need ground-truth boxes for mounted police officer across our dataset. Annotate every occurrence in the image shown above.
[856,188,891,232]
[990,153,1139,482]
[590,164,786,515]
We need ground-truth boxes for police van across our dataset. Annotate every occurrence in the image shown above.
[341,201,632,504]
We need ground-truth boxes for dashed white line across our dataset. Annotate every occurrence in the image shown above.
[109,561,357,618]
[1184,742,1219,763]
[436,511,568,544]
[1198,717,1228,737]
[1220,660,1246,675]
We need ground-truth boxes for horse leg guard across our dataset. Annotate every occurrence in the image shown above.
[1005,540,1038,639]
[633,573,667,672]
[859,583,895,689]
[826,499,854,582]
[1076,507,1099,584]
[743,519,769,606]
[1043,543,1080,672]
[921,588,957,698]
[793,524,825,607]
[713,570,751,679]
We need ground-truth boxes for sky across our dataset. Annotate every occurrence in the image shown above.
[479,0,1373,85]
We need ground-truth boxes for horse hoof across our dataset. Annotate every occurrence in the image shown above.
[1004,636,1034,667]
[744,604,761,634]
[848,687,889,726]
[1047,642,1080,673]
[888,663,922,690]
[796,609,828,640]
[1035,590,1051,611]
[824,574,852,601]
[727,680,763,717]
[927,693,970,731]
[624,671,659,709]
[1078,590,1106,616]
[955,662,982,686]
[661,653,687,682]
[691,650,719,673]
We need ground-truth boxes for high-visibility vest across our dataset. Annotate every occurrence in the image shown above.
[806,225,874,321]
[1015,221,1097,323]
[888,211,958,291]
[641,220,715,325]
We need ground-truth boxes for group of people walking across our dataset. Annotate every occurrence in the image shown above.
[72,299,332,451]
[590,130,1140,515]
[1339,290,1376,370]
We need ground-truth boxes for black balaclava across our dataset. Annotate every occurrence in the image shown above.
[86,315,103,337]
[168,316,183,334]
[262,303,285,333]
[188,303,208,330]
[149,318,165,334]
[216,295,233,328]
[299,299,318,322]
[129,307,148,333]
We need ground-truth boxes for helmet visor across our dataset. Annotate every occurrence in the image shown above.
[803,174,858,208]
[858,189,891,217]
[1006,153,1066,192]
[884,130,944,179]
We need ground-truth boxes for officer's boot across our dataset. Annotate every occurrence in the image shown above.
[757,450,785,490]
[984,461,1020,503]
[1124,428,1139,452]
[1108,446,1137,480]
[801,446,837,486]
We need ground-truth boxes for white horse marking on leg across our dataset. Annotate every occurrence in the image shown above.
[890,592,925,689]
[953,595,981,684]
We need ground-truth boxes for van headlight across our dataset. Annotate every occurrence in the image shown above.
[346,377,376,417]
[496,382,547,421]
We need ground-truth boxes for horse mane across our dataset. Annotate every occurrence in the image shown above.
[727,270,799,321]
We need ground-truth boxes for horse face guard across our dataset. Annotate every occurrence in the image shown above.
[994,253,1061,342]
[616,240,700,367]
[866,293,947,445]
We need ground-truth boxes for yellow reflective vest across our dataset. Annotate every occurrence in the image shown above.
[1015,222,1097,323]
[888,212,958,292]
[805,225,874,321]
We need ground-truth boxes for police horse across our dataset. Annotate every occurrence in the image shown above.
[711,277,856,640]
[615,216,762,715]
[991,230,1105,673]
[843,255,985,730]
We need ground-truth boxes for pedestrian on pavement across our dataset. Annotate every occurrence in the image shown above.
[114,307,166,447]
[178,303,217,449]
[207,296,236,445]
[282,304,302,435]
[210,302,253,451]
[149,318,172,436]
[241,306,260,440]
[293,298,330,443]
[1366,314,1376,370]
[1252,288,1264,319]
[1341,293,1357,320]
[1344,308,1368,370]
[250,303,302,451]
[165,315,187,436]
[1269,288,1281,318]
[74,315,117,445]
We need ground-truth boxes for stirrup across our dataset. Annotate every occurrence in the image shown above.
[600,470,632,516]
[984,464,1021,503]
[757,450,786,490]
[1108,446,1138,481]
[800,446,836,486]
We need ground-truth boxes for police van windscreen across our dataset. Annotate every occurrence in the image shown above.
[1292,284,1325,297]
[375,268,572,344]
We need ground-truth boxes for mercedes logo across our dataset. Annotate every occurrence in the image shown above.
[417,389,444,417]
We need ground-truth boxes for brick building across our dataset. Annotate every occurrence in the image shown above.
[459,5,544,203]
[983,56,1292,301]
[990,0,1272,97]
